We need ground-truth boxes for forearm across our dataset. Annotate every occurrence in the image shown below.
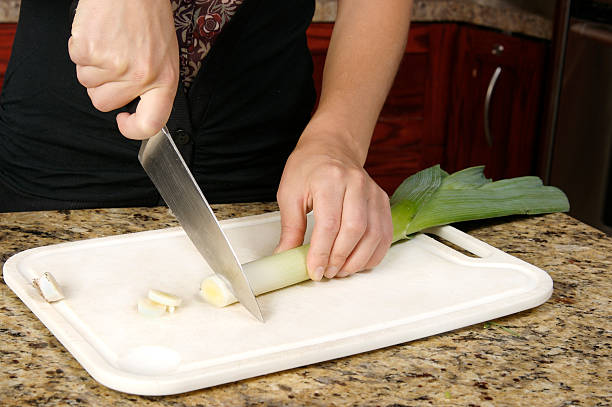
[304,0,413,164]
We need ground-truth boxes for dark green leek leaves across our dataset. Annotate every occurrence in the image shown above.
[390,165,570,242]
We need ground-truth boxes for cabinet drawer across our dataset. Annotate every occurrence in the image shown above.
[445,25,548,180]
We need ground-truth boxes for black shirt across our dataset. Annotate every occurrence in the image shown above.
[0,0,316,210]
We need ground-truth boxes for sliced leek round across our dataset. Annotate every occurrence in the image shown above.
[32,272,64,303]
[137,298,167,317]
[148,289,182,307]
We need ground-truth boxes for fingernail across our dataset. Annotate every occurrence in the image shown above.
[324,266,338,279]
[336,271,349,278]
[313,266,325,281]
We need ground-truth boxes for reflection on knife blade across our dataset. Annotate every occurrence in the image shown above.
[138,127,263,322]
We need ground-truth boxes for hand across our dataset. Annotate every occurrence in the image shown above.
[275,125,393,280]
[68,0,179,139]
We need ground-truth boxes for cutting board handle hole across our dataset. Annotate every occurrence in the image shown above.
[424,233,482,258]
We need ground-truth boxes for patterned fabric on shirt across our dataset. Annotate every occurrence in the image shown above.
[171,0,244,89]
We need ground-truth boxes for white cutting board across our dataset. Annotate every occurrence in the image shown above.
[4,212,552,395]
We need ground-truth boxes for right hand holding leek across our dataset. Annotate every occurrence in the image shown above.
[200,165,570,307]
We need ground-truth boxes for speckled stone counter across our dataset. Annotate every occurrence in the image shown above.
[1,206,610,406]
[1,0,552,39]
[0,0,19,24]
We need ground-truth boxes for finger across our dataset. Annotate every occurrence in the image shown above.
[76,65,116,89]
[275,189,307,254]
[68,35,106,67]
[307,181,345,281]
[87,82,138,112]
[324,180,368,278]
[337,189,392,277]
[363,192,394,270]
[336,228,381,278]
[68,35,90,66]
[116,86,175,139]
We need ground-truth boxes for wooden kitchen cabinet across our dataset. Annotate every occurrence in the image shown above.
[444,26,547,180]
[0,23,17,94]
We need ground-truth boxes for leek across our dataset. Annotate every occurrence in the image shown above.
[200,165,569,307]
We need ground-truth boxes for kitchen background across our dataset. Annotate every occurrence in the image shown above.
[1,0,610,234]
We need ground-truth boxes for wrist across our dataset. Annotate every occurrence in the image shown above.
[298,112,371,166]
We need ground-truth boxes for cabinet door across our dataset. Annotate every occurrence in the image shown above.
[0,23,17,94]
[445,26,546,180]
[307,23,457,194]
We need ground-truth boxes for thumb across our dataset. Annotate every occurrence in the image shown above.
[116,86,175,140]
[275,195,307,254]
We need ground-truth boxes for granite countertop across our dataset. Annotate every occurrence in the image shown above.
[1,0,553,39]
[1,206,610,406]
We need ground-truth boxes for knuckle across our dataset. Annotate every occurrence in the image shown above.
[341,261,362,275]
[108,57,127,76]
[313,251,330,260]
[309,249,330,262]
[68,39,86,64]
[344,218,366,235]
[69,36,98,66]
[280,223,303,237]
[350,168,368,187]
[324,163,345,181]
[318,216,340,233]
[366,223,383,239]
[89,94,113,112]
[75,70,89,87]
[329,252,348,266]
[276,185,290,202]
[139,116,164,137]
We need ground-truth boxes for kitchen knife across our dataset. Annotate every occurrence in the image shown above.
[138,127,263,322]
[68,0,262,321]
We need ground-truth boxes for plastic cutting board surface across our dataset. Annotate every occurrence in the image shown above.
[4,212,552,395]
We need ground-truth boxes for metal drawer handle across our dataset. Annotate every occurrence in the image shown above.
[484,66,502,147]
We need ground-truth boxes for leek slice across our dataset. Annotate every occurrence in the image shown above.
[200,165,569,307]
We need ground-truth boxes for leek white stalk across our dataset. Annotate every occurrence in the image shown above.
[200,165,570,307]
[201,245,309,307]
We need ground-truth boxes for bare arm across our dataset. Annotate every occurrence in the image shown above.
[311,0,413,161]
[276,0,413,280]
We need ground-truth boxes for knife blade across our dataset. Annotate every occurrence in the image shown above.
[66,0,262,320]
[138,127,263,322]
